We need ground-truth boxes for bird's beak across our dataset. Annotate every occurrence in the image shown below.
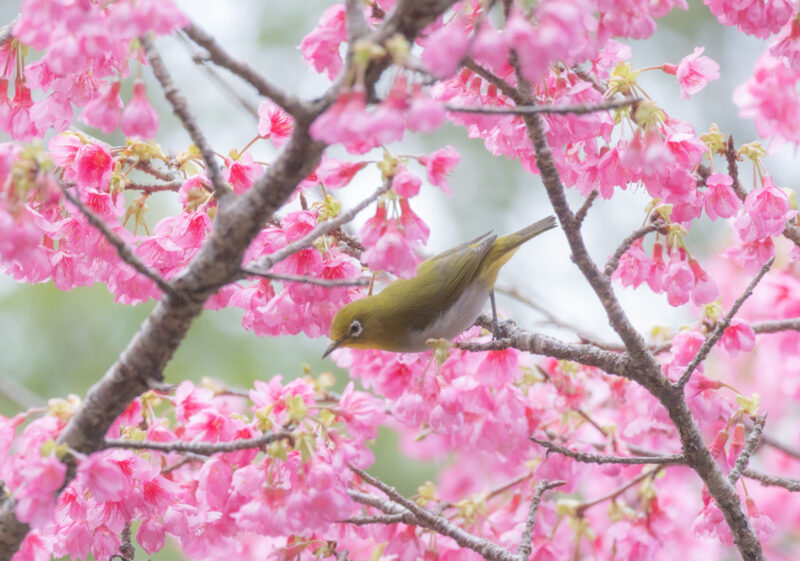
[322,339,343,359]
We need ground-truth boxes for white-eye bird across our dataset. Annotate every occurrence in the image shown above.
[323,215,557,357]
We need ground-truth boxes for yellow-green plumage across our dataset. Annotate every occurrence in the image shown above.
[324,215,557,356]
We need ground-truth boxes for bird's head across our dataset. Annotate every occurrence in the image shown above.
[323,296,388,358]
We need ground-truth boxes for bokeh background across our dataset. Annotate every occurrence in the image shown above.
[0,0,794,535]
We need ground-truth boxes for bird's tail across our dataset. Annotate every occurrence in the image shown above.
[479,216,558,285]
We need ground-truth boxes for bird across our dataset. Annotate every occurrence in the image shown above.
[322,215,557,357]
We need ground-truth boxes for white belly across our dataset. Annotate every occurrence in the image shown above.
[403,281,489,351]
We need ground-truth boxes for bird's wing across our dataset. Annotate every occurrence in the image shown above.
[423,233,496,305]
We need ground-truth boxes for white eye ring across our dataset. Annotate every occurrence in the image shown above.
[349,320,363,337]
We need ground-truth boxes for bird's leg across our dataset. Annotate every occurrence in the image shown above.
[368,272,376,296]
[490,289,500,340]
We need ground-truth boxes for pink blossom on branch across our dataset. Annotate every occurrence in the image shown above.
[662,47,720,98]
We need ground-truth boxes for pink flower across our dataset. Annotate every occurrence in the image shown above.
[136,518,166,554]
[734,177,793,242]
[361,221,420,278]
[48,133,82,168]
[224,152,263,194]
[29,93,73,133]
[726,238,775,273]
[720,318,755,355]
[421,18,470,78]
[77,452,127,503]
[704,172,741,220]
[733,54,800,145]
[418,145,460,194]
[14,455,66,528]
[693,494,733,545]
[75,143,113,190]
[315,159,366,189]
[257,99,293,145]
[662,47,720,98]
[662,251,694,306]
[299,3,347,79]
[338,382,386,441]
[746,497,776,542]
[407,95,445,133]
[121,81,159,139]
[392,167,422,198]
[80,81,123,134]
[770,18,800,73]
[613,238,652,288]
[704,0,793,38]
[689,258,719,306]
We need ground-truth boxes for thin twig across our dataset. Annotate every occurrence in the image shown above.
[516,480,565,561]
[133,160,180,182]
[247,181,391,273]
[176,33,259,118]
[603,221,665,278]
[575,191,598,227]
[239,269,370,287]
[351,467,519,561]
[0,15,18,47]
[462,57,518,100]
[531,437,685,465]
[752,318,800,334]
[105,430,292,455]
[677,257,775,387]
[140,35,230,203]
[446,97,640,116]
[729,414,766,484]
[341,513,410,526]
[725,136,748,201]
[182,23,308,120]
[760,432,800,459]
[124,182,182,194]
[576,467,661,515]
[743,468,800,492]
[0,376,44,409]
[60,184,177,297]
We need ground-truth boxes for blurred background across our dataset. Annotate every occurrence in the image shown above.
[0,0,793,508]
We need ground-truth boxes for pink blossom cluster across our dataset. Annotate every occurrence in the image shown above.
[2,0,185,141]
[4,378,384,561]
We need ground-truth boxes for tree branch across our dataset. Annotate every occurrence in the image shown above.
[458,316,629,377]
[239,269,370,287]
[246,180,391,274]
[574,191,598,227]
[140,35,230,203]
[60,183,177,297]
[351,467,519,561]
[677,257,774,388]
[516,480,565,561]
[729,415,766,485]
[446,97,639,116]
[105,431,292,455]
[743,468,800,492]
[531,437,686,465]
[603,221,666,278]
[181,23,308,120]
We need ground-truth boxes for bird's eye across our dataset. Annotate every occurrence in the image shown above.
[349,320,363,338]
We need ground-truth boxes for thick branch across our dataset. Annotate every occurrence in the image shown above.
[531,437,686,465]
